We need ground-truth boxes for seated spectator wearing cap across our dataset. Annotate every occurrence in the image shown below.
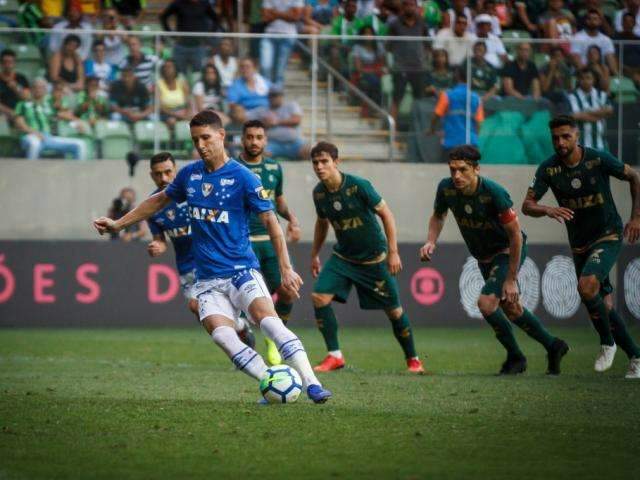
[49,4,93,61]
[433,13,476,67]
[84,40,117,93]
[48,34,85,93]
[539,46,573,113]
[615,12,640,87]
[246,87,309,160]
[568,67,612,151]
[501,42,541,99]
[570,9,618,76]
[14,78,87,160]
[227,57,271,124]
[75,76,110,127]
[109,67,153,124]
[0,49,30,121]
[470,42,499,102]
[158,59,193,132]
[474,14,507,69]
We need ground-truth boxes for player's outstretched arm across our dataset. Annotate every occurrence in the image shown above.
[501,215,523,304]
[310,217,330,279]
[522,189,574,223]
[93,191,172,236]
[275,195,301,243]
[260,210,303,297]
[375,203,402,275]
[623,164,640,244]
[420,212,446,262]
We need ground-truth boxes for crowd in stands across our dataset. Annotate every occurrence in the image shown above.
[0,0,637,162]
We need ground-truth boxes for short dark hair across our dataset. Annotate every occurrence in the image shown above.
[586,8,600,17]
[577,66,595,78]
[150,151,175,167]
[448,144,481,164]
[549,114,577,130]
[1,48,16,59]
[189,110,223,129]
[310,141,339,160]
[92,40,105,49]
[63,34,82,47]
[473,41,487,51]
[243,119,266,134]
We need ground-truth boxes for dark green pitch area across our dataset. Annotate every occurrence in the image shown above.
[1,327,638,480]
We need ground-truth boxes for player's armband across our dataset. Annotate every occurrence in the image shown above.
[498,208,517,224]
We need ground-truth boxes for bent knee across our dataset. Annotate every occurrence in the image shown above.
[188,298,199,316]
[477,295,499,317]
[385,306,404,321]
[501,300,523,320]
[276,286,296,305]
[578,275,600,300]
[311,292,332,308]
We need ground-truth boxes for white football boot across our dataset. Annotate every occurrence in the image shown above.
[594,344,617,372]
[624,357,640,379]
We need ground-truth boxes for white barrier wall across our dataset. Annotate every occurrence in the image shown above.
[0,160,633,242]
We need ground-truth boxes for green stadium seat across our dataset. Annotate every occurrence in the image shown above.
[534,53,549,69]
[521,110,553,164]
[610,76,639,104]
[57,120,95,160]
[0,0,19,15]
[14,44,43,79]
[0,115,19,157]
[94,120,133,160]
[134,120,170,155]
[502,30,531,54]
[479,111,527,164]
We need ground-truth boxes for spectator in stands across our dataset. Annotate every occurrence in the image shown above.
[430,65,484,158]
[211,38,238,91]
[570,9,619,76]
[84,40,117,93]
[351,25,386,110]
[576,0,615,37]
[501,42,541,99]
[40,0,64,21]
[119,36,158,90]
[76,76,109,127]
[470,41,499,102]
[48,34,85,93]
[512,0,545,36]
[49,4,93,61]
[301,0,338,34]
[18,0,50,50]
[192,64,228,123]
[568,67,612,151]
[474,14,507,69]
[362,0,395,35]
[585,45,611,92]
[539,46,573,113]
[98,8,128,66]
[48,79,88,133]
[433,13,476,67]
[615,0,640,36]
[442,0,473,32]
[356,0,376,18]
[260,0,304,86]
[227,57,270,123]
[77,0,100,18]
[246,86,309,160]
[472,0,503,36]
[425,49,455,97]
[327,0,360,78]
[160,0,221,74]
[616,12,640,88]
[0,49,29,121]
[109,66,153,123]
[14,78,87,160]
[158,59,192,132]
[538,0,575,47]
[388,0,429,121]
[107,187,148,241]
[109,0,144,28]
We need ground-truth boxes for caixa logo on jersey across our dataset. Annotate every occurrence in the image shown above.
[189,206,229,223]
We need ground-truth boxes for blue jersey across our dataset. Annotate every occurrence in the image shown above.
[164,159,273,279]
[147,189,195,276]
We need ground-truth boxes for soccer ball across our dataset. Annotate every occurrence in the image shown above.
[259,365,303,404]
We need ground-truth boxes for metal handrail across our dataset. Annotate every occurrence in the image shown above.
[295,39,395,162]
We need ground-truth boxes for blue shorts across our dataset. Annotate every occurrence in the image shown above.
[267,138,305,160]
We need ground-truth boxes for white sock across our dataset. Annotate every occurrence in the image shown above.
[329,350,343,359]
[260,316,321,389]
[211,326,267,381]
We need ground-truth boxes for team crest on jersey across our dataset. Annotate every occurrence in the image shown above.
[464,204,473,214]
[202,183,214,197]
[571,178,582,189]
[333,201,342,211]
[166,209,176,221]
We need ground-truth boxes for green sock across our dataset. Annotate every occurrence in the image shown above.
[484,309,524,359]
[512,308,555,350]
[389,313,417,359]
[275,301,293,325]
[609,309,640,358]
[314,305,339,351]
[584,295,615,346]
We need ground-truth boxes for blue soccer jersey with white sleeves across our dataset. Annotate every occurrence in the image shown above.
[146,188,195,276]
[164,159,274,279]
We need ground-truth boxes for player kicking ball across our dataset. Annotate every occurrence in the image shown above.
[238,120,300,365]
[309,141,425,374]
[145,151,255,347]
[421,145,569,375]
[522,115,640,379]
[94,110,331,403]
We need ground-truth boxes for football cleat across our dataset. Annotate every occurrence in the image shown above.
[265,337,282,366]
[406,357,425,374]
[625,357,640,379]
[546,339,569,375]
[306,384,332,404]
[313,354,345,372]
[594,344,617,372]
[499,356,527,375]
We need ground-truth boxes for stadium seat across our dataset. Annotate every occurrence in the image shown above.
[173,120,194,157]
[133,23,162,49]
[15,43,43,79]
[134,120,170,155]
[502,30,531,54]
[520,110,553,164]
[0,115,19,157]
[534,53,549,69]
[57,121,95,160]
[479,111,527,164]
[0,0,19,15]
[610,76,639,104]
[94,120,133,160]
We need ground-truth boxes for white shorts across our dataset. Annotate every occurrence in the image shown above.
[179,270,197,300]
[192,269,272,327]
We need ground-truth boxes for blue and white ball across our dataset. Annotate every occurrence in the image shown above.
[259,365,303,404]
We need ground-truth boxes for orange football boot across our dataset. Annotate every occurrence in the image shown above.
[313,354,345,372]
[407,357,425,374]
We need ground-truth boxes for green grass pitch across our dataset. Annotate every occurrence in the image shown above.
[1,326,639,480]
